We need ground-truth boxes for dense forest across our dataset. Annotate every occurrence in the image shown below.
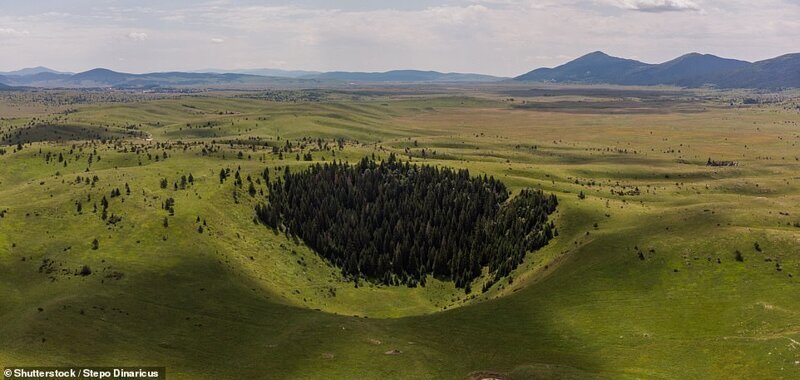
[256,155,558,290]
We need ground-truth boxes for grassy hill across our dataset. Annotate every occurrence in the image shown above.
[1,89,799,378]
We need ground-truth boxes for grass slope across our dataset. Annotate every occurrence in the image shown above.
[1,90,799,378]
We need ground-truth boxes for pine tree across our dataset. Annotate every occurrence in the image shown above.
[255,155,557,289]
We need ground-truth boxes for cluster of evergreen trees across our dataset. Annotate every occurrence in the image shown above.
[256,155,558,290]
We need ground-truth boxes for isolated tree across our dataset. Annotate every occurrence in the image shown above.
[79,265,92,276]
[163,197,175,215]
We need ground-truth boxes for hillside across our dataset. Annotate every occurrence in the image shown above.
[0,68,504,88]
[70,68,135,85]
[516,51,800,89]
[0,68,313,88]
[1,92,799,378]
[0,66,71,76]
[516,51,652,83]
[308,70,504,82]
[713,53,800,89]
[196,68,322,78]
[626,53,751,86]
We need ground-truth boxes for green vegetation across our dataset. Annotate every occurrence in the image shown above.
[0,87,799,379]
[257,154,557,289]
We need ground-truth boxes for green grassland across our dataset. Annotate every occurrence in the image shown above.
[1,88,799,379]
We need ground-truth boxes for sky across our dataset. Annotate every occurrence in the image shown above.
[0,0,798,76]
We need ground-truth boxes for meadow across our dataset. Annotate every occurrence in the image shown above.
[0,86,799,379]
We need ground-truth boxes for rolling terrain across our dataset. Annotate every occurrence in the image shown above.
[0,87,799,378]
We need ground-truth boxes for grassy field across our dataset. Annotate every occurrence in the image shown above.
[1,87,799,379]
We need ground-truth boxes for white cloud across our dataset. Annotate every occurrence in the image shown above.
[0,27,30,36]
[127,32,148,41]
[1,0,799,76]
[609,0,701,12]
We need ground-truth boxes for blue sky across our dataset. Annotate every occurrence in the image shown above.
[1,0,798,75]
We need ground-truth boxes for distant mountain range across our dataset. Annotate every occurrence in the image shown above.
[194,68,322,78]
[0,67,506,88]
[515,51,800,88]
[0,66,73,76]
[1,52,798,89]
[0,68,308,89]
[306,70,501,82]
[198,68,502,82]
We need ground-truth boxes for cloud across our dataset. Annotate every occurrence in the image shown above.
[0,27,30,36]
[609,0,701,12]
[2,0,799,76]
[127,32,148,41]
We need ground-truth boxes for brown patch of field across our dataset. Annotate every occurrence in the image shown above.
[511,99,707,114]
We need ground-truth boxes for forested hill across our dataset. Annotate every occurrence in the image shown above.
[256,155,558,291]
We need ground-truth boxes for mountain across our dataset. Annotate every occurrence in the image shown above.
[625,53,750,86]
[70,68,136,86]
[0,68,307,88]
[197,69,504,82]
[516,51,652,83]
[11,72,73,85]
[117,71,280,88]
[515,51,799,89]
[0,67,503,88]
[195,68,322,78]
[2,53,796,89]
[713,53,800,89]
[308,70,504,82]
[0,66,72,76]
